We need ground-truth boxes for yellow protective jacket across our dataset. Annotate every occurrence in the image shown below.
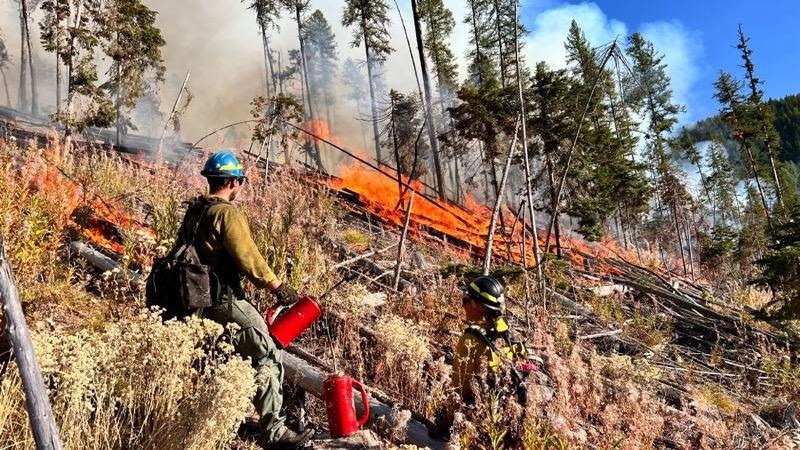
[174,195,277,298]
[452,320,528,401]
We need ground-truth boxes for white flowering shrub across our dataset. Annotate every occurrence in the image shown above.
[0,310,255,450]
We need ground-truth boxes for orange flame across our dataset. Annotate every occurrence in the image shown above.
[26,153,153,255]
[303,119,341,146]
[321,162,531,262]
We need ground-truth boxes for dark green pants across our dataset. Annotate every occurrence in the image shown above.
[204,298,286,441]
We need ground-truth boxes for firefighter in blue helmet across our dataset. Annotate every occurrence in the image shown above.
[174,151,313,449]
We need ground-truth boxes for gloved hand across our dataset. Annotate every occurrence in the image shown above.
[272,282,298,306]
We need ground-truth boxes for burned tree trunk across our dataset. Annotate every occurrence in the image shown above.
[359,10,383,165]
[294,5,325,173]
[21,0,38,117]
[18,5,29,112]
[0,68,10,107]
[64,0,84,138]
[513,1,544,288]
[393,191,415,290]
[0,237,64,450]
[410,0,446,199]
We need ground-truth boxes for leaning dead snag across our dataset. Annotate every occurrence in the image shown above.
[513,0,544,291]
[393,191,415,290]
[158,70,190,156]
[0,236,64,450]
[482,117,519,275]
[544,41,616,255]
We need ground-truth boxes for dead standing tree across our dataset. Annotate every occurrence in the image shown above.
[0,237,63,450]
[410,0,446,198]
[483,116,519,275]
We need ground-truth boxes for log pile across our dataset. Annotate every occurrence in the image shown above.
[0,106,199,161]
[548,245,794,403]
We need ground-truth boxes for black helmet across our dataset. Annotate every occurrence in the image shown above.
[465,275,505,313]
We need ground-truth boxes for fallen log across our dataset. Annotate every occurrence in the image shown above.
[68,241,143,290]
[282,352,446,450]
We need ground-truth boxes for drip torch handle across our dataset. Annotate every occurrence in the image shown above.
[353,380,370,426]
[266,306,280,325]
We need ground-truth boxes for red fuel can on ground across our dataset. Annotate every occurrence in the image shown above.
[323,373,370,437]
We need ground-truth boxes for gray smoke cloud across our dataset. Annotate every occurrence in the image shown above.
[1,1,475,171]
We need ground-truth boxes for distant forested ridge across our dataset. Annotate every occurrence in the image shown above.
[687,93,800,164]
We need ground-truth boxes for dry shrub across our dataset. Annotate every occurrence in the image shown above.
[311,282,371,378]
[543,347,665,448]
[660,395,794,449]
[732,284,773,309]
[0,310,256,450]
[239,170,336,297]
[374,316,432,410]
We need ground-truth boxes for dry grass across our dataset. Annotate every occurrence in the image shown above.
[0,138,795,449]
[732,284,773,309]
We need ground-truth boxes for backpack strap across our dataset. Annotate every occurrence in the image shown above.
[464,325,524,386]
[181,198,225,245]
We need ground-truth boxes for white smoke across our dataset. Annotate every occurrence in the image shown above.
[1,1,703,165]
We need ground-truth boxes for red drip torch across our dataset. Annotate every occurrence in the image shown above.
[266,295,321,348]
[323,373,370,437]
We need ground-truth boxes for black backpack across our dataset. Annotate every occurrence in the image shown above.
[145,200,218,320]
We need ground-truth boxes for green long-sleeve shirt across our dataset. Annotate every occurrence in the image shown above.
[175,195,277,295]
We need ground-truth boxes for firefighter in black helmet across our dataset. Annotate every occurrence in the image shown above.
[430,275,531,438]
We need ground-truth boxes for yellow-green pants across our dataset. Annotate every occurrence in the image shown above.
[205,298,286,441]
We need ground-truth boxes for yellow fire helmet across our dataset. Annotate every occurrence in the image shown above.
[467,275,505,313]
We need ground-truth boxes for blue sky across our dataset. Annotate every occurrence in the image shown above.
[520,0,800,123]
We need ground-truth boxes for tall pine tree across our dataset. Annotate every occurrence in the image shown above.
[102,0,165,147]
[625,32,690,271]
[303,10,338,130]
[342,0,393,163]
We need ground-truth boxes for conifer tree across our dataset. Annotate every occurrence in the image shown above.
[303,9,338,129]
[714,70,772,227]
[418,0,458,113]
[243,0,281,96]
[418,0,459,199]
[529,62,573,253]
[706,139,739,226]
[40,0,70,113]
[491,0,524,88]
[385,90,429,179]
[736,25,794,215]
[447,74,514,206]
[102,0,165,147]
[341,58,370,150]
[19,0,42,115]
[342,0,393,163]
[42,0,116,134]
[558,22,645,242]
[625,32,690,269]
[409,0,445,198]
[675,129,714,215]
[17,1,29,112]
[282,0,325,171]
[0,30,10,106]
[463,0,497,87]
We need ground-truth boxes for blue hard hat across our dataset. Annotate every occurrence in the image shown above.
[201,151,245,178]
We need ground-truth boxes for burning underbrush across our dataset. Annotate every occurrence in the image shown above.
[0,138,798,449]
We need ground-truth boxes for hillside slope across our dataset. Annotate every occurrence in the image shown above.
[0,135,798,449]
